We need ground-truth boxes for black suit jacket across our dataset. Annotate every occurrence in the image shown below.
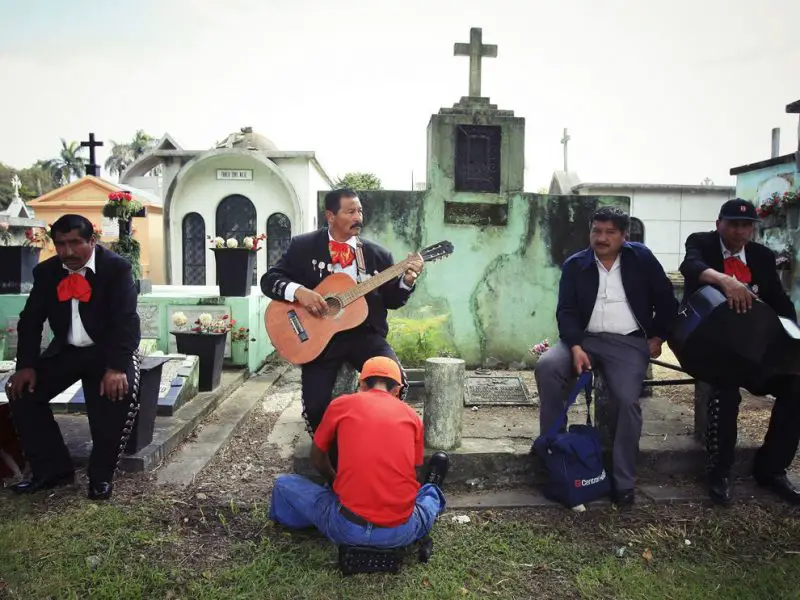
[16,245,141,372]
[261,229,413,337]
[679,230,796,321]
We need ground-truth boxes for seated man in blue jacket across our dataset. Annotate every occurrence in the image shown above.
[535,206,678,505]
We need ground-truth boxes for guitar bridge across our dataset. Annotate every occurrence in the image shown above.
[288,310,309,342]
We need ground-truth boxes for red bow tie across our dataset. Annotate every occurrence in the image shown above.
[723,256,752,284]
[329,240,355,268]
[57,273,92,303]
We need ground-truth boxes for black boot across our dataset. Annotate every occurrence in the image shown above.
[423,452,450,488]
[707,474,733,506]
[11,471,74,495]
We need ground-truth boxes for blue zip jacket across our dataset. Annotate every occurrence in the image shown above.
[557,242,678,347]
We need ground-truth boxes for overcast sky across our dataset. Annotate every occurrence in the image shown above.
[0,0,798,191]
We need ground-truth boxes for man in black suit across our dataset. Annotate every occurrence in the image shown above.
[261,189,423,454]
[5,214,141,500]
[680,198,800,505]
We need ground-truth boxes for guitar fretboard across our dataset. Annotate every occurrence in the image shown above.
[338,258,412,306]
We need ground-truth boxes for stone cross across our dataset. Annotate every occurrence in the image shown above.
[10,174,21,199]
[560,128,571,172]
[454,27,497,98]
[80,132,104,177]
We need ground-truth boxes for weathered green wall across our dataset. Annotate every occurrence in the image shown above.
[319,191,629,367]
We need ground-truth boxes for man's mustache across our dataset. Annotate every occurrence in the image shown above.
[351,223,363,229]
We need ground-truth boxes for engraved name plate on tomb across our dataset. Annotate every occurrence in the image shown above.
[464,375,534,406]
[455,124,501,193]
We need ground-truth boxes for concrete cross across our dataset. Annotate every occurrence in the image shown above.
[10,174,21,199]
[80,132,104,177]
[560,128,571,172]
[454,27,497,98]
[787,99,800,170]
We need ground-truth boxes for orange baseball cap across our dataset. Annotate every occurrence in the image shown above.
[359,356,402,385]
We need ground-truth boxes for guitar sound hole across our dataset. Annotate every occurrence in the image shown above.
[325,296,343,316]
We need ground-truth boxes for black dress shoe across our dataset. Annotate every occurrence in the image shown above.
[423,452,450,488]
[10,472,74,495]
[708,475,733,506]
[88,481,114,500]
[753,473,800,505]
[612,489,635,506]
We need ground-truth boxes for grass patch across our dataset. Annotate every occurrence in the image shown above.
[1,495,799,600]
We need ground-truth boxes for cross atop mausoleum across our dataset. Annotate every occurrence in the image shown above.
[80,132,104,177]
[454,27,497,98]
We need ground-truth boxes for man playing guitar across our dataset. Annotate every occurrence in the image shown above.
[261,188,423,462]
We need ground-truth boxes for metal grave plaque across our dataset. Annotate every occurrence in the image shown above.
[464,375,535,406]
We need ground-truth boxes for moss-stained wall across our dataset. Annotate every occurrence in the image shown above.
[318,190,629,367]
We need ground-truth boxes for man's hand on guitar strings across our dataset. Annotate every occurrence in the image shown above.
[403,253,424,287]
[295,287,329,318]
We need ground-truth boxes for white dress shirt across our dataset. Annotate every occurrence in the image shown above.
[64,250,96,347]
[283,232,413,302]
[585,254,640,335]
[720,237,747,265]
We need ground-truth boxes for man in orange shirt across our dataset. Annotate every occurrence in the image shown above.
[269,356,449,548]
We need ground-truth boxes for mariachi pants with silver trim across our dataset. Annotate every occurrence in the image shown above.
[708,377,800,477]
[9,345,140,483]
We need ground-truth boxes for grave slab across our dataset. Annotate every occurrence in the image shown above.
[0,354,199,417]
[57,370,247,473]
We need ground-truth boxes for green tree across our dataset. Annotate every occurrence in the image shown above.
[332,172,383,190]
[104,130,157,177]
[45,139,87,186]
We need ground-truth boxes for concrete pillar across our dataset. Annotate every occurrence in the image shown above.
[423,357,464,450]
[331,363,358,399]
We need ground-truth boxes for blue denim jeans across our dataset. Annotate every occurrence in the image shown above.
[269,474,446,548]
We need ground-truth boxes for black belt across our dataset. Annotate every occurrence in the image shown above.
[626,329,646,338]
[339,505,389,528]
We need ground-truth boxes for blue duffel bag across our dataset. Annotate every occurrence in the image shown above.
[532,371,611,508]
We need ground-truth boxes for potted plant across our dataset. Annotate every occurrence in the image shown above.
[170,311,235,391]
[104,191,148,292]
[209,233,267,297]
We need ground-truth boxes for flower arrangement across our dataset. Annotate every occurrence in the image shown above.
[23,227,49,249]
[775,244,794,270]
[209,233,267,251]
[103,190,144,221]
[172,312,235,335]
[0,221,11,245]
[757,190,800,219]
[529,338,551,358]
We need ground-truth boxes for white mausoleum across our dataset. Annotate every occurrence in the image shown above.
[120,127,333,285]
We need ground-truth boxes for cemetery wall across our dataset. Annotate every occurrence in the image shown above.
[319,190,629,367]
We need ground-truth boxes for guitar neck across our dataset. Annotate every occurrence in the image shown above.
[339,258,411,305]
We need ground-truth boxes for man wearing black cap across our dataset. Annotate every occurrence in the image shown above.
[680,198,800,505]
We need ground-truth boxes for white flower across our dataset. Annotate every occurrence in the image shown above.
[198,313,213,327]
[243,236,254,249]
[214,237,225,248]
[172,312,188,327]
[226,238,238,249]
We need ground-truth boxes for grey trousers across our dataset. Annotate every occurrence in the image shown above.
[535,333,650,491]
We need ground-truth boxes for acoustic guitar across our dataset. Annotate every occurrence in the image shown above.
[264,241,454,364]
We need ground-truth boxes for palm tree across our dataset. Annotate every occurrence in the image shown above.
[47,139,87,186]
[104,130,157,178]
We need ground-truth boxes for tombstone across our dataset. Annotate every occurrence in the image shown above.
[0,175,46,294]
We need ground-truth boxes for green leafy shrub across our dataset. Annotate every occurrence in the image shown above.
[387,314,459,367]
